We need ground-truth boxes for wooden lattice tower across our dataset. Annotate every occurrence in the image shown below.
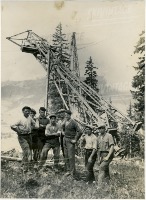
[7,30,142,133]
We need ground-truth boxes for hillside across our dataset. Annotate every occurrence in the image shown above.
[1,76,132,133]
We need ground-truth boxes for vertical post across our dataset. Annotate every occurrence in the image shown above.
[45,50,50,115]
[67,84,71,109]
[105,112,110,128]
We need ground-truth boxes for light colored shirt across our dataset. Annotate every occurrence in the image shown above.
[97,132,114,152]
[82,133,98,150]
[45,123,62,136]
[45,123,61,146]
[11,115,35,134]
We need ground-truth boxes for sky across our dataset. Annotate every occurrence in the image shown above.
[1,0,145,92]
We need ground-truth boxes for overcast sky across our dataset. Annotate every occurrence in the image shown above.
[1,0,144,92]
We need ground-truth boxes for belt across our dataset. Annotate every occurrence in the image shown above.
[100,151,109,153]
[85,149,93,151]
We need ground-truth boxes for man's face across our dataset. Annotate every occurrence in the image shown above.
[85,128,92,135]
[30,112,35,118]
[23,109,30,118]
[59,112,65,119]
[50,117,56,125]
[65,113,71,120]
[39,110,45,118]
[98,127,106,134]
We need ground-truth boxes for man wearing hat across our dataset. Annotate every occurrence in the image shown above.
[39,113,61,171]
[57,109,66,157]
[62,110,83,178]
[11,106,36,171]
[30,108,39,161]
[81,125,98,184]
[37,107,49,159]
[96,122,114,189]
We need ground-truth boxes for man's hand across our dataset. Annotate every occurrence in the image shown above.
[103,156,109,161]
[62,132,65,136]
[97,160,100,165]
[45,132,50,136]
[88,157,92,163]
[40,124,45,128]
[70,139,76,144]
[55,132,61,136]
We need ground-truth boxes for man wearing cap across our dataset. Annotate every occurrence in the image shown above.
[97,123,114,188]
[37,107,49,159]
[30,108,39,161]
[39,114,61,171]
[11,106,36,171]
[81,125,98,184]
[62,110,83,178]
[57,109,66,157]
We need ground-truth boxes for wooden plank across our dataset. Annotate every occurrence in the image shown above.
[54,80,69,110]
[1,156,22,161]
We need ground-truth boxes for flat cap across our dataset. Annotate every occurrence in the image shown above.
[98,122,106,129]
[31,108,36,114]
[49,113,57,118]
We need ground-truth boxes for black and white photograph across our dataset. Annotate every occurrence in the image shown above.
[1,0,145,199]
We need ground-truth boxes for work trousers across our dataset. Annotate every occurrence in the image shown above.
[98,152,113,188]
[85,149,97,183]
[18,135,32,167]
[63,137,76,176]
[31,131,40,161]
[37,136,46,160]
[60,133,65,157]
[40,143,60,168]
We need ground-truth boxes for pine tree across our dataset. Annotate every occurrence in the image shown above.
[127,101,135,120]
[83,57,99,112]
[50,23,70,112]
[131,31,145,124]
[52,23,70,66]
[84,56,99,92]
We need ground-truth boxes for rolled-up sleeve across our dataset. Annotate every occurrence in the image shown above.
[93,136,98,150]
[108,134,114,146]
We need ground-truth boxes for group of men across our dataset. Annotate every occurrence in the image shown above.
[11,105,115,188]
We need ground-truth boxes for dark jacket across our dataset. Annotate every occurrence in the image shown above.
[62,119,82,139]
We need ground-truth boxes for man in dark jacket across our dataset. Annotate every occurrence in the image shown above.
[30,108,39,161]
[37,107,49,159]
[62,110,83,178]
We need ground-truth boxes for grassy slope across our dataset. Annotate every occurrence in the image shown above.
[1,159,144,199]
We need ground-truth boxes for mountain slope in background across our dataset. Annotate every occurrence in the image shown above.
[1,77,132,134]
